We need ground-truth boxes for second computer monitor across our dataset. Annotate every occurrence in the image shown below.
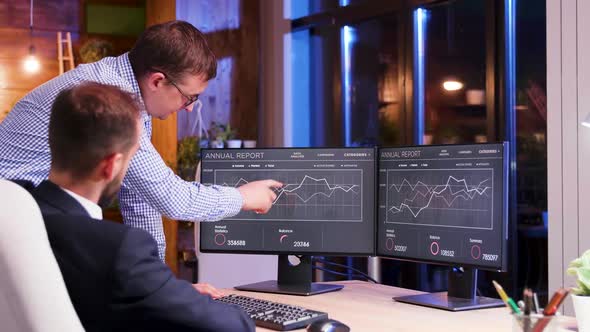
[377,143,508,271]
[377,143,509,311]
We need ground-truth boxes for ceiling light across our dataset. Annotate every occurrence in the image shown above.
[443,80,464,91]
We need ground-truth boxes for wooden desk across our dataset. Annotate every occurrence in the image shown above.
[228,280,514,331]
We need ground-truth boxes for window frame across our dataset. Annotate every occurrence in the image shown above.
[287,0,519,294]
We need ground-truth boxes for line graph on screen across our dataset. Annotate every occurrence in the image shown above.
[214,169,363,222]
[385,169,494,230]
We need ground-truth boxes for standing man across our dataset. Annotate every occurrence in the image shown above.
[27,82,254,331]
[0,21,280,259]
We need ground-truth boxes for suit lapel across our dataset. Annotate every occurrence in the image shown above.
[34,181,90,217]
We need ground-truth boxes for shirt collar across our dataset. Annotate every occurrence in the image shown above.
[116,53,150,122]
[116,53,141,95]
[61,187,103,220]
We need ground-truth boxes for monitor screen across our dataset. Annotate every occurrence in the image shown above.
[200,147,376,256]
[377,143,508,271]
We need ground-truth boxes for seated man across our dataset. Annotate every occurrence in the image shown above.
[27,82,254,331]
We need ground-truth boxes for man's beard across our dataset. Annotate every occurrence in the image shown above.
[98,178,122,208]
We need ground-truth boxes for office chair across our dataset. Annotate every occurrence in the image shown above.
[0,180,84,331]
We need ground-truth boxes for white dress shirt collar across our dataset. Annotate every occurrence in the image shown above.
[61,187,103,220]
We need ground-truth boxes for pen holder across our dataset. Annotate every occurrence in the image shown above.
[512,314,575,332]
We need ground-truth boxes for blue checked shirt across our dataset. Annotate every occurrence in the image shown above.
[0,53,243,260]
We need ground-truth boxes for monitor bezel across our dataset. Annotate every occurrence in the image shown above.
[375,142,509,272]
[198,146,378,257]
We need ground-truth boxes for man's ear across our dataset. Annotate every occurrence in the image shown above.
[99,153,125,182]
[145,72,166,92]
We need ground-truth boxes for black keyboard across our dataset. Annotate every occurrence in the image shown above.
[217,294,329,331]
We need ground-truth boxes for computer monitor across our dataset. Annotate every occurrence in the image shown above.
[200,147,376,296]
[377,143,509,311]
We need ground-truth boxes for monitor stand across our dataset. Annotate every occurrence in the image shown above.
[234,255,344,296]
[393,267,505,311]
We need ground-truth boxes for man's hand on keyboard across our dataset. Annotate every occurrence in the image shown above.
[192,283,225,299]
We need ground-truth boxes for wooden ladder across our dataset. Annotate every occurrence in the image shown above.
[57,32,74,74]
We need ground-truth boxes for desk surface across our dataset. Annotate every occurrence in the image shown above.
[228,280,517,332]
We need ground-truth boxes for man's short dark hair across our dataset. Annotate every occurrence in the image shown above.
[49,82,140,178]
[128,20,217,83]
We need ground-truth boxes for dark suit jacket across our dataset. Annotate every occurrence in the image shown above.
[29,180,254,332]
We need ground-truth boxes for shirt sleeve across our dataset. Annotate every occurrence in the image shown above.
[121,121,243,222]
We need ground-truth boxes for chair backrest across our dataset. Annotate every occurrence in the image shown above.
[0,180,84,331]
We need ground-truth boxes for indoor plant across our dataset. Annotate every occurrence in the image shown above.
[79,38,114,64]
[567,249,590,332]
[177,136,200,181]
[208,122,240,148]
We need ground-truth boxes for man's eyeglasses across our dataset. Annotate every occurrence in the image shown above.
[161,72,200,108]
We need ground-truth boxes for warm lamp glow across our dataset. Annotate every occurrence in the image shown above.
[23,55,40,73]
[443,80,464,91]
[25,0,40,74]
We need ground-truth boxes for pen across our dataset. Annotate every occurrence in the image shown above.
[492,280,522,314]
[524,288,533,315]
[543,287,569,316]
[525,288,538,332]
[532,292,540,314]
[532,288,569,332]
[531,317,551,332]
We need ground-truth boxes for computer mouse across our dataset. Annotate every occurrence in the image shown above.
[306,318,350,332]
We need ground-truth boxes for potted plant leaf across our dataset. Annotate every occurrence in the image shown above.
[177,136,200,181]
[79,38,115,63]
[223,124,241,148]
[567,249,590,332]
[207,122,225,148]
[208,121,240,148]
